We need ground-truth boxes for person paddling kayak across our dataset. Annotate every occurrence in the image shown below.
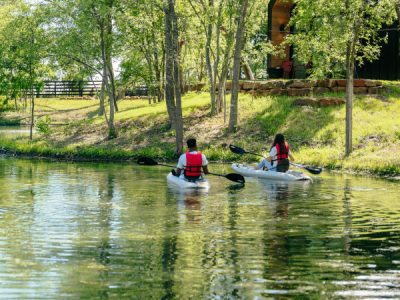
[176,138,209,181]
[256,133,295,172]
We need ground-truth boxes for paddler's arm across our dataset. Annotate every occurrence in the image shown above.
[202,154,209,174]
[176,154,185,176]
[289,153,295,161]
[176,168,183,176]
[202,165,209,175]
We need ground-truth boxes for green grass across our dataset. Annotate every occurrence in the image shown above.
[1,87,400,176]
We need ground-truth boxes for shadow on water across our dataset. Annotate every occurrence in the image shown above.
[1,159,400,298]
[227,183,246,191]
[161,187,180,300]
[225,185,242,299]
[93,172,114,298]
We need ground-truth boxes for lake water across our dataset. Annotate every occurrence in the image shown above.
[0,156,399,298]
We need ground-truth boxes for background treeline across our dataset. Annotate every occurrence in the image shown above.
[0,0,399,155]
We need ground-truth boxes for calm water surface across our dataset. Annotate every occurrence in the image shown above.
[0,156,399,299]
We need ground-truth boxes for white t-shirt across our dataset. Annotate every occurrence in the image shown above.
[177,151,208,169]
[269,145,291,167]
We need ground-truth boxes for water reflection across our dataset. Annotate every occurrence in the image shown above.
[0,157,399,298]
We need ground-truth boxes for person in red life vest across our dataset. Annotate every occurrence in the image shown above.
[256,133,295,172]
[175,138,209,181]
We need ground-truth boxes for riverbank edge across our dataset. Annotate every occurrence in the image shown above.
[1,139,399,180]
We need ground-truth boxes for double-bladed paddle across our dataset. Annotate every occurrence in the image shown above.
[229,144,322,175]
[229,144,265,158]
[137,157,245,184]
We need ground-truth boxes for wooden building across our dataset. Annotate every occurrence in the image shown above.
[267,0,295,79]
[267,0,400,80]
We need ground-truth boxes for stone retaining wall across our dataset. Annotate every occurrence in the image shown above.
[235,79,383,96]
[185,79,384,96]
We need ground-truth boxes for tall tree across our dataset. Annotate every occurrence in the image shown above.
[0,1,49,139]
[228,0,249,133]
[165,0,183,154]
[288,0,397,156]
[187,0,236,116]
[47,0,119,138]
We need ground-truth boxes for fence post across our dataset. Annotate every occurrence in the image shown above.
[79,81,83,97]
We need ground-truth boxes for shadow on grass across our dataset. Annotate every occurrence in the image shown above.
[239,95,339,149]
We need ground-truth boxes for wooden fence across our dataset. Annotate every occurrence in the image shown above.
[35,81,148,98]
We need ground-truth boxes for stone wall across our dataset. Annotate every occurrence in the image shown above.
[184,79,384,96]
[235,79,384,96]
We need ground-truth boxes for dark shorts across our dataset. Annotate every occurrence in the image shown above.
[277,159,289,173]
[184,175,201,182]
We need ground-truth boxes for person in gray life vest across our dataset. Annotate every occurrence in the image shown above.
[256,133,295,172]
[175,138,209,181]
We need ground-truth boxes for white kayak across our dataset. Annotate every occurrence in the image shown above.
[166,173,210,190]
[231,163,312,181]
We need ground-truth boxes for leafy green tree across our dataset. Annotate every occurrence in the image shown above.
[228,0,250,133]
[118,0,165,104]
[288,0,397,155]
[187,0,236,116]
[0,1,50,139]
[47,0,120,138]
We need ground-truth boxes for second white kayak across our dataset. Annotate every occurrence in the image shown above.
[166,173,210,190]
[231,163,312,181]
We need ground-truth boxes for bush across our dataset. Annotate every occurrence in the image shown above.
[0,97,11,112]
[36,115,52,135]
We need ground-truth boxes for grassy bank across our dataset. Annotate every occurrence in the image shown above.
[1,85,400,176]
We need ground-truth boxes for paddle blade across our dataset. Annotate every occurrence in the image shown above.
[304,166,322,175]
[225,173,245,184]
[229,144,246,155]
[137,157,158,166]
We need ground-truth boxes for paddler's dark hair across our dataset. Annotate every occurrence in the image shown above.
[271,133,286,152]
[187,138,197,148]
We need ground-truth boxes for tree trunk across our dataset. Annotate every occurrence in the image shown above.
[344,12,360,157]
[205,22,217,115]
[160,45,166,102]
[241,57,254,80]
[345,42,354,157]
[100,23,116,138]
[154,57,163,102]
[105,0,118,113]
[228,0,249,133]
[104,66,116,138]
[171,0,183,155]
[98,68,106,116]
[29,28,35,141]
[164,0,176,129]
[29,84,35,141]
[107,59,119,112]
[217,26,235,114]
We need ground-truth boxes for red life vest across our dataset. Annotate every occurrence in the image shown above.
[185,151,203,177]
[276,142,289,161]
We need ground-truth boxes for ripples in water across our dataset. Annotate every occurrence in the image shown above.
[0,158,399,298]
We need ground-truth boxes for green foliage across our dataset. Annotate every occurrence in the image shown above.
[35,115,52,135]
[287,0,398,79]
[0,96,11,111]
[0,1,50,99]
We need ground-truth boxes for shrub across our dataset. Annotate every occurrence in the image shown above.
[36,115,52,135]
